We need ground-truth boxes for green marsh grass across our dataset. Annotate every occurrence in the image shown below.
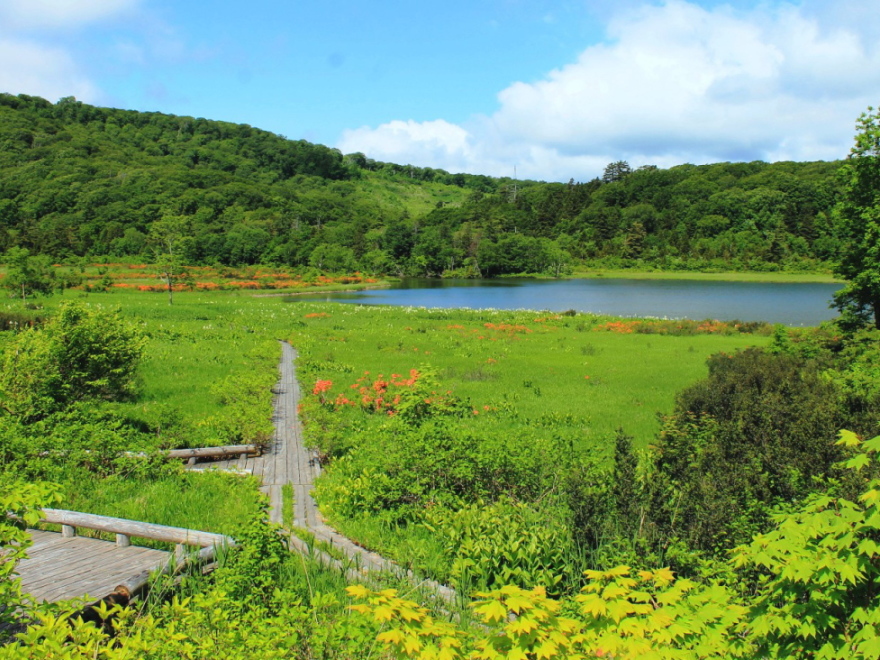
[290,527,348,563]
[324,515,453,584]
[282,482,294,529]
[3,289,313,532]
[287,302,772,586]
[56,470,262,548]
[289,303,770,446]
[5,289,769,570]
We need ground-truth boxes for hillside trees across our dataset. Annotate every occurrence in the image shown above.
[603,159,632,183]
[0,93,847,273]
[834,105,880,329]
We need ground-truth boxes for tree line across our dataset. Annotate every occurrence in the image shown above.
[0,93,849,276]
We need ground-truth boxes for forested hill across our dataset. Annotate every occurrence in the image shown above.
[0,93,844,274]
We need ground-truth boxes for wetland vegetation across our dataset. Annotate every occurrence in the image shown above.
[2,286,880,658]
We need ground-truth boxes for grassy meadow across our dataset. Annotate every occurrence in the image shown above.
[284,302,773,581]
[289,304,770,447]
[7,287,771,450]
[3,287,771,560]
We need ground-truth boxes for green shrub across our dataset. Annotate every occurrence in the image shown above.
[315,418,563,523]
[422,499,573,594]
[0,302,145,420]
[0,478,60,640]
[647,348,851,552]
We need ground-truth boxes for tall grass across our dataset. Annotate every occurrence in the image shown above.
[59,470,263,547]
[289,303,769,446]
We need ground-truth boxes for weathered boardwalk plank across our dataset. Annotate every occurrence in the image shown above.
[260,345,296,525]
[271,342,458,603]
[86,340,457,605]
[17,531,170,603]
[272,342,323,529]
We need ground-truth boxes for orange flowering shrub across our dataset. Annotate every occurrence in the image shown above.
[593,318,768,336]
[484,322,531,335]
[343,369,421,414]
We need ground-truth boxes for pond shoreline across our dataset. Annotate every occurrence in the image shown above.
[252,283,391,298]
[286,277,842,327]
[568,269,841,283]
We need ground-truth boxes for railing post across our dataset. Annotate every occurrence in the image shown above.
[116,533,131,547]
[175,544,186,565]
[61,524,76,538]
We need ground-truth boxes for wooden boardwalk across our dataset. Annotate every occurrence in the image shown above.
[202,342,456,600]
[15,341,453,607]
[188,341,310,526]
[17,531,170,603]
[272,343,456,602]
[18,510,233,604]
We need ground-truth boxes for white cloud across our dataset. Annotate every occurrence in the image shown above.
[0,0,138,30]
[0,0,140,103]
[338,0,880,181]
[0,38,98,102]
[340,119,475,168]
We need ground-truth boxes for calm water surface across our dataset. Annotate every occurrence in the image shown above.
[291,278,843,326]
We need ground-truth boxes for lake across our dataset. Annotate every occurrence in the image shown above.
[290,278,843,326]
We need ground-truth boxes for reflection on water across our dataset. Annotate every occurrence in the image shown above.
[290,278,842,326]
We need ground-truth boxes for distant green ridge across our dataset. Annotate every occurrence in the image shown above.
[0,93,844,276]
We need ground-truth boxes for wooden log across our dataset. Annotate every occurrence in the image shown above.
[40,509,234,549]
[167,445,259,460]
[186,466,252,475]
[112,567,165,599]
[106,541,225,601]
[38,444,260,460]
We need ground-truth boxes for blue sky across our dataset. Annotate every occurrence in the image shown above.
[1,0,878,181]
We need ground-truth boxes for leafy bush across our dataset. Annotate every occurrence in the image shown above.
[315,418,563,523]
[646,348,852,552]
[0,479,60,640]
[352,433,880,659]
[422,499,573,594]
[0,302,145,420]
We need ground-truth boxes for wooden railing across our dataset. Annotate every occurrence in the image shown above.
[38,508,236,596]
[37,444,261,467]
[166,444,260,461]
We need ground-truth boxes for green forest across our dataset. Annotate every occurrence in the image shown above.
[0,93,846,276]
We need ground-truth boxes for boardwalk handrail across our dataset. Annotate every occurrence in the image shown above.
[37,444,260,463]
[40,508,235,550]
[166,444,260,460]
